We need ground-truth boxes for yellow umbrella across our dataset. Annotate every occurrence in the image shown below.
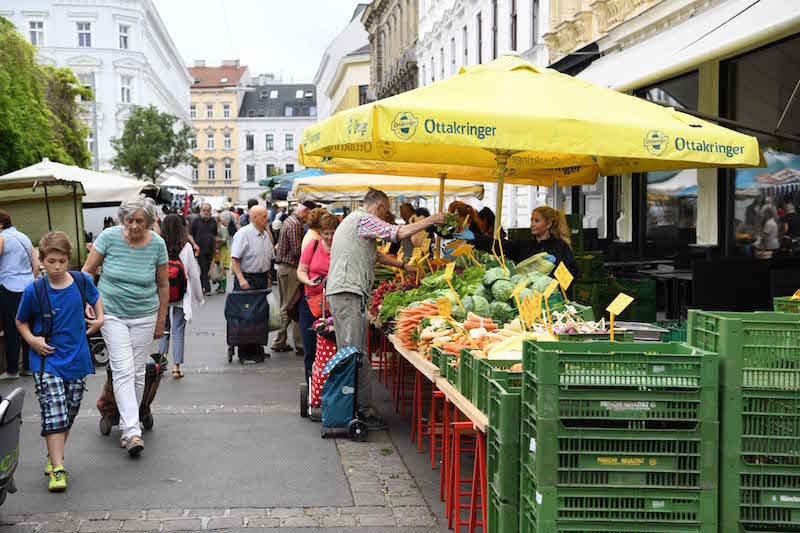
[290,173,484,203]
[302,54,763,226]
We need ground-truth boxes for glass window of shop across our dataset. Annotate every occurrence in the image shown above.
[634,71,699,253]
[721,34,800,255]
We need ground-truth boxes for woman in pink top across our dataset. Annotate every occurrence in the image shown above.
[297,214,339,383]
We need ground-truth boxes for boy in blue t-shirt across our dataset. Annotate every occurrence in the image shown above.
[16,231,104,492]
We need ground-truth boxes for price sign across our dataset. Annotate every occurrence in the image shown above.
[530,291,543,321]
[542,279,559,299]
[606,293,634,316]
[437,296,452,318]
[791,289,800,301]
[445,239,465,251]
[411,248,423,261]
[553,262,574,290]
[422,237,432,251]
[520,295,541,326]
[451,244,474,258]
[444,262,456,282]
[380,242,391,254]
[511,279,529,300]
[396,248,404,263]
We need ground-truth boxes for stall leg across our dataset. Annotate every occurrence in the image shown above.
[468,432,487,533]
[450,420,477,531]
[439,397,451,503]
[411,370,421,445]
[430,390,445,468]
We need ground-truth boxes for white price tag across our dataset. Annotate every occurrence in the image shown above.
[529,437,537,453]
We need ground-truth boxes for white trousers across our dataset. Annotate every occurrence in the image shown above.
[101,313,157,440]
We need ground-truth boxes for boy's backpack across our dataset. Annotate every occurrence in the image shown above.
[32,271,87,342]
[168,256,187,303]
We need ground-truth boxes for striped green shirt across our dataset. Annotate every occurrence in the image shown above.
[93,226,168,318]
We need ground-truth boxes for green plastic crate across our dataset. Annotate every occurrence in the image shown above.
[574,252,607,282]
[724,464,800,532]
[430,346,443,370]
[446,358,459,386]
[657,320,688,342]
[687,310,800,390]
[487,378,522,503]
[774,296,800,314]
[550,300,595,322]
[487,481,519,533]
[459,348,481,400]
[474,358,523,415]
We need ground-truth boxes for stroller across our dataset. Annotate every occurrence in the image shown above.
[0,388,24,507]
[319,346,368,441]
[225,288,271,363]
[97,323,170,436]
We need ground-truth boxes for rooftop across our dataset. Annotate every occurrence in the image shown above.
[239,84,317,118]
[188,61,248,88]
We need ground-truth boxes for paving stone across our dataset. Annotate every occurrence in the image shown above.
[357,514,397,527]
[120,519,161,531]
[227,508,267,518]
[2,526,37,533]
[320,515,357,527]
[185,508,227,518]
[0,515,28,525]
[78,521,123,533]
[388,495,427,506]
[205,517,244,530]
[68,512,109,521]
[24,513,69,523]
[302,507,339,517]
[393,506,434,517]
[340,506,392,516]
[108,511,144,521]
[37,520,81,533]
[159,518,202,531]
[267,507,305,518]
[395,513,438,527]
[352,492,387,507]
[348,482,383,493]
[244,517,280,528]
[144,509,184,519]
[279,516,319,527]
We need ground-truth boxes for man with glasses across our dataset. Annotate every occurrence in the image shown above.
[326,189,444,430]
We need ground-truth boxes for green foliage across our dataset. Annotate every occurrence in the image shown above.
[0,17,90,174]
[110,104,197,182]
[267,166,284,177]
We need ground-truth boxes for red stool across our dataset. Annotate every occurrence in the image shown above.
[429,390,445,468]
[449,420,477,531]
[468,432,487,533]
[439,397,451,503]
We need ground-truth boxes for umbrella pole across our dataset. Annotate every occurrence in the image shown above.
[494,155,509,232]
[43,183,52,230]
[436,173,446,258]
[72,183,82,265]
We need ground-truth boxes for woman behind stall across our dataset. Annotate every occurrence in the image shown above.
[510,206,579,278]
[447,201,481,241]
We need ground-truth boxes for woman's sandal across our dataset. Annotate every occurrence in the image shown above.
[172,369,183,379]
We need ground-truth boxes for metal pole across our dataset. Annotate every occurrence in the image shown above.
[72,183,82,265]
[494,155,509,232]
[436,173,446,258]
[91,72,99,170]
[43,184,52,229]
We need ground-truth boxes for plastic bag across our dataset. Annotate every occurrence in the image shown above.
[515,252,556,276]
[268,289,281,332]
[209,260,224,282]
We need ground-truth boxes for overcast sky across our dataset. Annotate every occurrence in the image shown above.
[153,0,365,82]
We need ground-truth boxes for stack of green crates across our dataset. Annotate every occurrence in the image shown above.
[473,358,523,416]
[688,310,800,533]
[518,340,719,533]
[773,296,800,314]
[657,320,688,342]
[487,378,522,532]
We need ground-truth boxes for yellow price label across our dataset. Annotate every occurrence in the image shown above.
[411,248,422,261]
[436,296,452,318]
[396,248,404,263]
[542,279,559,299]
[519,296,534,326]
[422,237,432,251]
[443,261,456,282]
[553,262,574,291]
[451,244,474,258]
[444,239,465,251]
[511,279,529,300]
[606,293,635,316]
[530,291,543,321]
[380,242,391,254]
[791,289,800,301]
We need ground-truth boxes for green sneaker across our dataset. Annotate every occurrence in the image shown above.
[48,467,67,492]
[44,457,52,476]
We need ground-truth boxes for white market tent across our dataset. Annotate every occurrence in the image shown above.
[290,173,484,203]
[159,175,198,195]
[0,158,157,205]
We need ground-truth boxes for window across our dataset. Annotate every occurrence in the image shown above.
[189,135,197,149]
[77,73,92,101]
[463,25,468,66]
[222,103,231,118]
[120,75,132,103]
[246,165,255,182]
[285,134,294,151]
[77,22,91,48]
[260,90,269,99]
[205,104,213,118]
[207,161,216,181]
[87,131,94,155]
[450,37,456,75]
[476,13,483,64]
[119,24,129,50]
[29,21,44,46]
[286,164,295,173]
[265,134,274,151]
[206,132,215,150]
[247,110,255,117]
[421,65,426,86]
[190,104,196,119]
[191,164,199,182]
[295,89,304,99]
[223,132,232,149]
[270,90,278,99]
[224,162,233,181]
[245,134,254,151]
[439,47,444,80]
[510,0,517,51]
[284,106,294,117]
[266,163,275,176]
[531,0,539,46]
[491,0,498,59]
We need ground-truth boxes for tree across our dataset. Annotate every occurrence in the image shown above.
[110,105,196,182]
[0,17,91,174]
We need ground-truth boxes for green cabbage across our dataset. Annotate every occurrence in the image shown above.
[472,284,490,301]
[482,266,508,288]
[511,274,528,286]
[471,295,490,317]
[462,296,474,313]
[491,279,516,301]
[489,301,515,324]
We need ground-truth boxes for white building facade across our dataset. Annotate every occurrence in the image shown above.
[0,0,193,183]
[237,83,317,201]
[417,0,549,228]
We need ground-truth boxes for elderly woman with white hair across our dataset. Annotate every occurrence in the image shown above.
[82,196,168,457]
